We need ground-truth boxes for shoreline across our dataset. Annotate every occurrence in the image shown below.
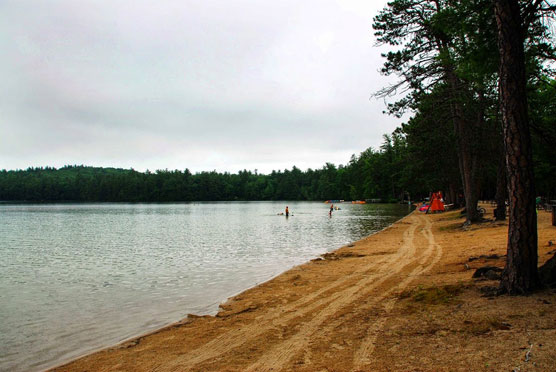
[50,207,556,371]
[41,206,415,372]
[1,201,410,372]
[44,209,411,372]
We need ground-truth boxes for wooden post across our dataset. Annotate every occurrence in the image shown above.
[552,205,556,227]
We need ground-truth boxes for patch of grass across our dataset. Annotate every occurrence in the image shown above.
[399,283,465,305]
[486,318,507,330]
[399,303,419,315]
[438,223,463,232]
[462,317,510,335]
[439,211,465,221]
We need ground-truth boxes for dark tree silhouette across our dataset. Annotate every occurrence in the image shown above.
[493,0,541,294]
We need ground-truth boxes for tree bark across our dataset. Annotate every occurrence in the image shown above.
[494,144,507,221]
[494,0,540,294]
[448,183,457,207]
[446,71,480,224]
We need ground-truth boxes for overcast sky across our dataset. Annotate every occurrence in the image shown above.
[0,0,402,174]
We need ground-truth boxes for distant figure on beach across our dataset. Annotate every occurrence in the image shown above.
[329,204,333,217]
[285,206,289,217]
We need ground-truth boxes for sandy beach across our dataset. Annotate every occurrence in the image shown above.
[50,207,556,371]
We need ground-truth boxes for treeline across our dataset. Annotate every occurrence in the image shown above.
[0,142,435,203]
[0,117,553,203]
[0,164,350,202]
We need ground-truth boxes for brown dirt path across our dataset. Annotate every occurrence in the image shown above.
[50,208,556,372]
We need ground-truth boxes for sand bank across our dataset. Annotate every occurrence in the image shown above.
[51,207,556,371]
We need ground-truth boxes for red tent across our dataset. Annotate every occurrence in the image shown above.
[429,191,445,212]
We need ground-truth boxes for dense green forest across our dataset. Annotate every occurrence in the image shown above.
[1,0,554,207]
[371,0,556,294]
[0,119,553,203]
[0,145,434,203]
[372,0,556,222]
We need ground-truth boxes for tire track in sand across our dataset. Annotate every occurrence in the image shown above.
[242,214,435,372]
[164,214,423,371]
[351,216,443,370]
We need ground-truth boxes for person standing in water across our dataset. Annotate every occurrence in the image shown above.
[329,204,333,217]
[285,206,289,217]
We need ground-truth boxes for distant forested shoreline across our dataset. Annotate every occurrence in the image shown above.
[0,145,409,203]
[1,125,553,203]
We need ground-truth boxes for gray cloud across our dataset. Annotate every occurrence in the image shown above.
[0,0,401,174]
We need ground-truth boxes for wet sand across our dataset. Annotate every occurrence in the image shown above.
[51,206,556,371]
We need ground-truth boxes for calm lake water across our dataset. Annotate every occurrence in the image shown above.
[0,201,411,372]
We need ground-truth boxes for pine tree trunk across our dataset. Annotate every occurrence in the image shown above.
[446,71,480,224]
[494,106,507,221]
[494,0,540,294]
[448,183,457,207]
[495,146,507,221]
